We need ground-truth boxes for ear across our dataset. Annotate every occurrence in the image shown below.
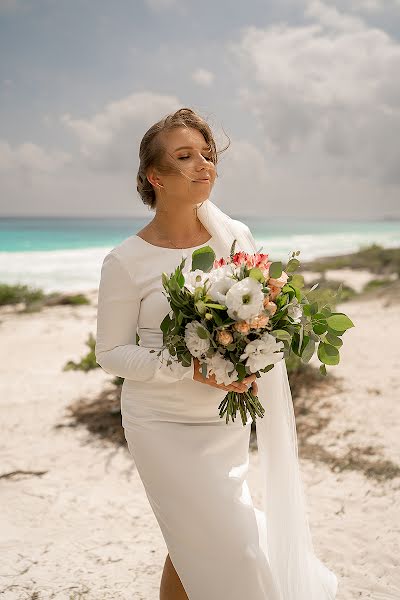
[146,167,162,188]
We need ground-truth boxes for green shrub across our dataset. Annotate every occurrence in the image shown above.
[63,332,98,372]
[45,292,90,306]
[0,282,90,312]
[362,278,394,292]
[304,279,357,304]
[0,283,45,306]
[303,243,400,276]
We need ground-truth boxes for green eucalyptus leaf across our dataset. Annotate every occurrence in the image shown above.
[248,267,265,283]
[326,325,346,336]
[196,325,209,339]
[327,313,355,332]
[290,274,305,288]
[271,329,292,341]
[325,333,343,347]
[286,258,300,273]
[301,338,315,363]
[317,342,340,365]
[312,312,328,335]
[269,261,283,279]
[191,246,216,272]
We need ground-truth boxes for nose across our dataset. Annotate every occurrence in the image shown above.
[198,154,209,166]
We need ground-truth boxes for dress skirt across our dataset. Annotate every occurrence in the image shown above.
[123,406,280,600]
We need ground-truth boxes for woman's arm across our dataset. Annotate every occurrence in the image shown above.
[95,251,194,382]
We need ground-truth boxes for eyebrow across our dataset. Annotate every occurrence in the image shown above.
[173,145,211,152]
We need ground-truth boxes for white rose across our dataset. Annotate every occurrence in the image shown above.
[204,351,238,386]
[207,264,237,304]
[225,277,264,321]
[184,321,210,358]
[239,332,284,372]
[287,298,303,324]
[183,269,208,294]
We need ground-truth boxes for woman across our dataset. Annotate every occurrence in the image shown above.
[95,107,338,599]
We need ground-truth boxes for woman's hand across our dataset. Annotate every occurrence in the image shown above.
[192,357,258,394]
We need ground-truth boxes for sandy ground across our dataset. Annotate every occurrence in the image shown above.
[0,277,399,600]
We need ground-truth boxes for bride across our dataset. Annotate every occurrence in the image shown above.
[95,107,338,599]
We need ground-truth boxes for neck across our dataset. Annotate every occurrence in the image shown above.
[152,205,204,241]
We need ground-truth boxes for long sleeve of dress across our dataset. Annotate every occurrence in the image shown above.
[95,251,194,383]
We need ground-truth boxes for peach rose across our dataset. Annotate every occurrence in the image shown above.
[268,271,288,289]
[263,298,277,316]
[249,313,270,329]
[269,285,281,301]
[233,320,251,335]
[216,329,234,345]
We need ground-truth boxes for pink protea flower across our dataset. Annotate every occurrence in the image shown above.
[216,329,234,346]
[253,253,270,268]
[231,251,249,266]
[213,257,227,268]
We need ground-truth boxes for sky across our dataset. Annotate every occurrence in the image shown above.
[0,0,399,219]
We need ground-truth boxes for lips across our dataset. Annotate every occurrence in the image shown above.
[193,178,210,182]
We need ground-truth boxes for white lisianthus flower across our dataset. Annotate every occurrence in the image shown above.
[207,264,237,304]
[204,351,238,386]
[239,332,284,372]
[287,297,303,324]
[183,269,208,294]
[225,277,264,321]
[184,321,210,357]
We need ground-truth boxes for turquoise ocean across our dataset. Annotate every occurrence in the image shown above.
[0,216,399,293]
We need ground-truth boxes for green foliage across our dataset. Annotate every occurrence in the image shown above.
[0,282,90,312]
[63,332,99,372]
[191,245,216,272]
[362,278,394,292]
[303,243,400,276]
[269,261,283,278]
[304,279,357,306]
[51,293,90,305]
[158,246,355,423]
[0,282,44,307]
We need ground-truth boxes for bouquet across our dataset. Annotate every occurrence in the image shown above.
[152,240,354,425]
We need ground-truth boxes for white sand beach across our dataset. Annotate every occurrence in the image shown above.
[0,275,399,599]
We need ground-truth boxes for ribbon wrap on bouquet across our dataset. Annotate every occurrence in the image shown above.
[196,198,338,600]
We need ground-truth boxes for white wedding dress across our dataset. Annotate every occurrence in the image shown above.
[95,221,338,600]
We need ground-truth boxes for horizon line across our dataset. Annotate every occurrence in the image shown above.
[1,214,399,222]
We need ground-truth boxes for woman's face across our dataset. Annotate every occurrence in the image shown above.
[152,126,217,203]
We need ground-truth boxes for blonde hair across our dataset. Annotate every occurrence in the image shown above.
[136,107,230,210]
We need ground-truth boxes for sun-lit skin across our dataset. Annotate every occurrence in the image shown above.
[145,126,217,244]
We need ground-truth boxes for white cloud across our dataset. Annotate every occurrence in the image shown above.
[230,0,400,186]
[346,0,400,13]
[61,91,182,171]
[0,140,70,173]
[192,68,215,86]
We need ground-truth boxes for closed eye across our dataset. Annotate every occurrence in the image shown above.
[178,155,213,161]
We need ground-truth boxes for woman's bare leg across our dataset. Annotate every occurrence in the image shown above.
[160,553,189,600]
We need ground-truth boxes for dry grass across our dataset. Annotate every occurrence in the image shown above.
[60,366,400,483]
